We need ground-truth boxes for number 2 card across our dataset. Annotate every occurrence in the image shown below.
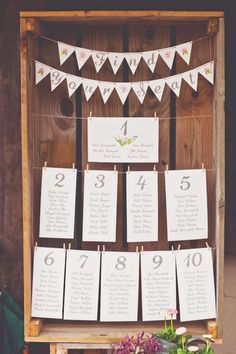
[39,167,77,239]
[165,169,208,241]
[82,170,118,242]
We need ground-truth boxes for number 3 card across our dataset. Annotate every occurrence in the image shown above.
[165,169,208,241]
[31,247,66,319]
[127,171,158,242]
[82,170,118,242]
[100,251,139,322]
[39,167,77,239]
[176,248,216,322]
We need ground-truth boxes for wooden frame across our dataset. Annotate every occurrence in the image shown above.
[20,10,225,348]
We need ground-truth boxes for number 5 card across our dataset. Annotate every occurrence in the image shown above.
[165,169,208,241]
[176,248,216,322]
[82,170,118,242]
[39,167,77,239]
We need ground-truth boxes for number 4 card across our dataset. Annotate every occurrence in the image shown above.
[127,171,158,242]
[39,167,77,239]
[176,248,216,322]
[82,170,118,242]
[165,169,208,241]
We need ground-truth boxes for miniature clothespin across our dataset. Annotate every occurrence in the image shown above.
[43,161,47,170]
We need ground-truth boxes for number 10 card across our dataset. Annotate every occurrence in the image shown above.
[165,169,208,241]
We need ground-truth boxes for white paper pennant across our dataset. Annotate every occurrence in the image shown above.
[98,82,115,103]
[159,47,176,69]
[176,41,193,65]
[50,69,66,92]
[198,61,214,85]
[82,78,98,101]
[57,42,75,66]
[92,51,108,73]
[35,61,51,85]
[125,53,142,75]
[108,52,125,74]
[115,82,132,104]
[166,74,182,97]
[182,68,199,91]
[132,81,149,104]
[149,79,166,102]
[142,50,159,73]
[66,74,82,97]
[75,47,92,70]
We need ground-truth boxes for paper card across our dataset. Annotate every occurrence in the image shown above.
[82,170,118,242]
[31,247,66,319]
[115,82,132,104]
[176,248,216,322]
[141,251,176,321]
[66,74,82,97]
[100,251,139,322]
[182,68,199,92]
[57,42,75,65]
[175,41,193,65]
[165,169,208,241]
[149,79,166,102]
[91,51,108,73]
[75,47,91,70]
[198,61,214,85]
[82,78,98,101]
[125,53,142,74]
[88,117,159,163]
[127,171,158,242]
[159,47,176,69]
[50,69,66,91]
[108,52,125,74]
[142,50,159,73]
[132,82,149,104]
[64,250,101,320]
[166,74,182,97]
[35,61,51,85]
[39,167,77,239]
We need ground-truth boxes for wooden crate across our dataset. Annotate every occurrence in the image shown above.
[20,10,225,348]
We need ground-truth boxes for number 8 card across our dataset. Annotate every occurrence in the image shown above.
[165,169,208,241]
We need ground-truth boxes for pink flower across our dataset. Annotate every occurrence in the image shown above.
[79,52,86,59]
[182,47,189,56]
[38,68,44,76]
[121,86,127,93]
[204,67,212,75]
[61,48,68,56]
[167,309,178,316]
[165,51,171,59]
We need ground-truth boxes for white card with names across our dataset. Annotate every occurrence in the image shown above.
[82,170,118,242]
[141,251,176,321]
[64,250,101,320]
[88,117,159,163]
[176,248,216,322]
[127,171,158,242]
[39,167,77,239]
[31,247,66,319]
[165,169,208,241]
[100,252,139,322]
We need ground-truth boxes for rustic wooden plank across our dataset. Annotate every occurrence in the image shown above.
[175,23,215,250]
[213,18,225,339]
[128,24,171,253]
[80,26,124,252]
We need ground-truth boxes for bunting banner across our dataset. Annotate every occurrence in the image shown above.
[35,60,214,105]
[57,39,195,74]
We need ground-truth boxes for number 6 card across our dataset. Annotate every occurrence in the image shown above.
[165,169,208,241]
[82,170,118,242]
[39,167,77,239]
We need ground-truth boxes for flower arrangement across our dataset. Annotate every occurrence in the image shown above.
[111,310,215,354]
[114,135,138,147]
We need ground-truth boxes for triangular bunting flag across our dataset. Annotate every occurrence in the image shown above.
[98,82,115,103]
[159,47,176,69]
[115,82,132,104]
[108,52,125,74]
[82,78,98,101]
[125,53,142,75]
[50,69,66,92]
[176,41,193,65]
[132,81,149,103]
[66,74,82,97]
[92,51,108,73]
[57,42,75,66]
[182,68,199,91]
[75,47,92,70]
[166,74,182,97]
[35,61,51,85]
[149,79,166,102]
[142,50,159,73]
[198,61,214,85]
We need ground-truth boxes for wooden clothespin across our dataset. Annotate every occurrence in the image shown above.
[178,244,181,252]
[166,164,169,173]
[128,166,130,174]
[68,243,71,250]
[153,165,157,173]
[97,245,100,253]
[63,243,66,249]
[43,161,47,171]
[202,162,205,171]
[141,245,144,254]
[86,164,89,172]
[206,242,210,250]
[72,162,75,172]
[114,165,117,173]
[89,111,93,120]
[136,246,139,254]
[34,242,38,251]
[102,245,105,253]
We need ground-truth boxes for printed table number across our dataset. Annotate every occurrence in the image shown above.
[64,250,101,320]
[100,251,139,322]
[176,248,216,322]
[39,167,77,239]
[127,171,158,242]
[165,169,208,241]
[31,247,66,319]
[82,170,118,242]
[141,251,176,321]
